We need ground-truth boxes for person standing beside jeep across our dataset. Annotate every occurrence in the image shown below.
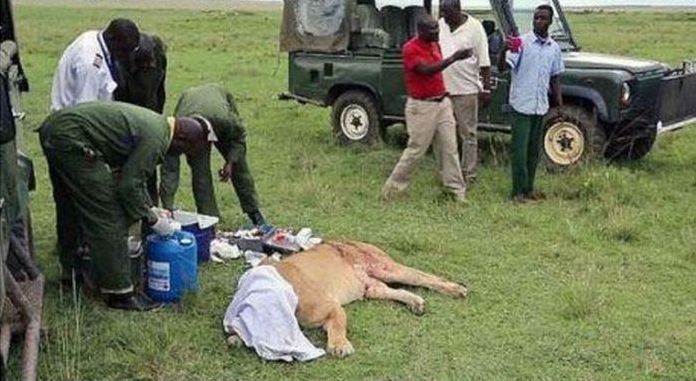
[381,15,471,202]
[439,0,492,185]
[497,4,564,203]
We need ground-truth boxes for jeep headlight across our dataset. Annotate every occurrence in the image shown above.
[620,82,631,107]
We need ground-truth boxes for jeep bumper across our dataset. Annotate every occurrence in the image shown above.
[657,60,696,133]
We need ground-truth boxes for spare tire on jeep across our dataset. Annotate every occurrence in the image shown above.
[331,90,382,146]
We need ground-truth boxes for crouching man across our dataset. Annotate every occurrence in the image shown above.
[159,83,266,226]
[39,101,208,311]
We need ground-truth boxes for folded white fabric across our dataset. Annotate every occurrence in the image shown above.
[211,239,242,260]
[222,266,325,362]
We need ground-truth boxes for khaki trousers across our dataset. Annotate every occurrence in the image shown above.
[383,97,466,196]
[450,94,479,182]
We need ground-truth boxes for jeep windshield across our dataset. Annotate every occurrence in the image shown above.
[507,0,579,52]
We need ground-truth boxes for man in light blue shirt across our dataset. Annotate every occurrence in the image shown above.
[498,4,564,203]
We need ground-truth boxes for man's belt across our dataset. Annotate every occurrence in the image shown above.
[412,94,448,102]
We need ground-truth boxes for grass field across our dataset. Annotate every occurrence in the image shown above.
[8,4,696,380]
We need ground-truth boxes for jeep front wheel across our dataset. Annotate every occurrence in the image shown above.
[604,120,657,161]
[332,90,381,146]
[542,105,606,170]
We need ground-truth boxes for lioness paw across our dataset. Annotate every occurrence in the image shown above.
[327,340,355,357]
[449,284,468,298]
[226,334,244,348]
[408,297,426,315]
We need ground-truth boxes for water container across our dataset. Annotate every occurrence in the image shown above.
[173,211,218,263]
[145,230,198,303]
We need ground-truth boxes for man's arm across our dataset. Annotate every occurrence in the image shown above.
[477,24,493,106]
[223,91,247,165]
[480,66,492,105]
[115,134,162,223]
[154,35,168,113]
[72,61,116,103]
[414,48,472,76]
[497,42,510,72]
[550,46,565,108]
[551,75,563,108]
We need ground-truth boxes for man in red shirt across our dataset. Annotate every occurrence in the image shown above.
[381,15,472,202]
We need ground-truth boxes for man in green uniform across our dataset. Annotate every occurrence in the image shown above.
[159,83,266,225]
[39,101,208,311]
[114,32,167,204]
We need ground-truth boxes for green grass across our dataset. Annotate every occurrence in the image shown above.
[9,5,696,380]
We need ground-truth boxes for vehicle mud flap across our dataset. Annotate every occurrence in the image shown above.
[0,75,16,144]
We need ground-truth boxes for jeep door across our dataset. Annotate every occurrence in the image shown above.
[476,1,513,129]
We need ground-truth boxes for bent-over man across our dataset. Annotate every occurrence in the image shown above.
[159,83,266,226]
[381,15,471,203]
[39,101,208,311]
[51,18,140,111]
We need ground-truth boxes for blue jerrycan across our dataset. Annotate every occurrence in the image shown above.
[145,230,198,303]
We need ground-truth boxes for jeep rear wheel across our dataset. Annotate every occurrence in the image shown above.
[332,90,382,146]
[542,105,606,170]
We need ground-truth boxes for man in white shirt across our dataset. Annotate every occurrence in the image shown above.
[50,18,140,112]
[439,0,491,185]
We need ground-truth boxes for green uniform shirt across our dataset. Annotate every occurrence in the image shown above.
[174,83,246,163]
[40,101,171,222]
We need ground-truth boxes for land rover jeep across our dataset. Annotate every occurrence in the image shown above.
[279,0,696,169]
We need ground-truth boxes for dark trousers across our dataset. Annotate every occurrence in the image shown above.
[510,112,543,197]
[45,149,132,294]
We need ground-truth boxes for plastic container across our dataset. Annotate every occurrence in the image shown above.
[145,230,198,303]
[174,210,218,263]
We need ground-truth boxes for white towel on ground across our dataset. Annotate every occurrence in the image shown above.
[222,265,326,362]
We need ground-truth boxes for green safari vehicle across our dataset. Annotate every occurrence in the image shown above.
[279,0,696,169]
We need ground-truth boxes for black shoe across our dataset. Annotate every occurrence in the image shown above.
[106,292,163,312]
[248,211,266,226]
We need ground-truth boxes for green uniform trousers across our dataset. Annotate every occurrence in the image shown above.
[45,149,132,294]
[159,143,259,217]
[510,112,543,198]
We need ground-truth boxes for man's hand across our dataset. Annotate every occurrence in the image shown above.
[479,91,492,108]
[506,36,523,53]
[218,161,234,182]
[452,48,473,61]
[150,217,181,236]
[554,106,567,122]
[151,207,173,219]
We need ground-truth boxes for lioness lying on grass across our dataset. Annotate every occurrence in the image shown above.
[227,241,468,357]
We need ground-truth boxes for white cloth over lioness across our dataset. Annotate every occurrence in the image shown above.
[222,265,326,362]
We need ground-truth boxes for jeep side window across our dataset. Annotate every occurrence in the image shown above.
[352,2,390,49]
